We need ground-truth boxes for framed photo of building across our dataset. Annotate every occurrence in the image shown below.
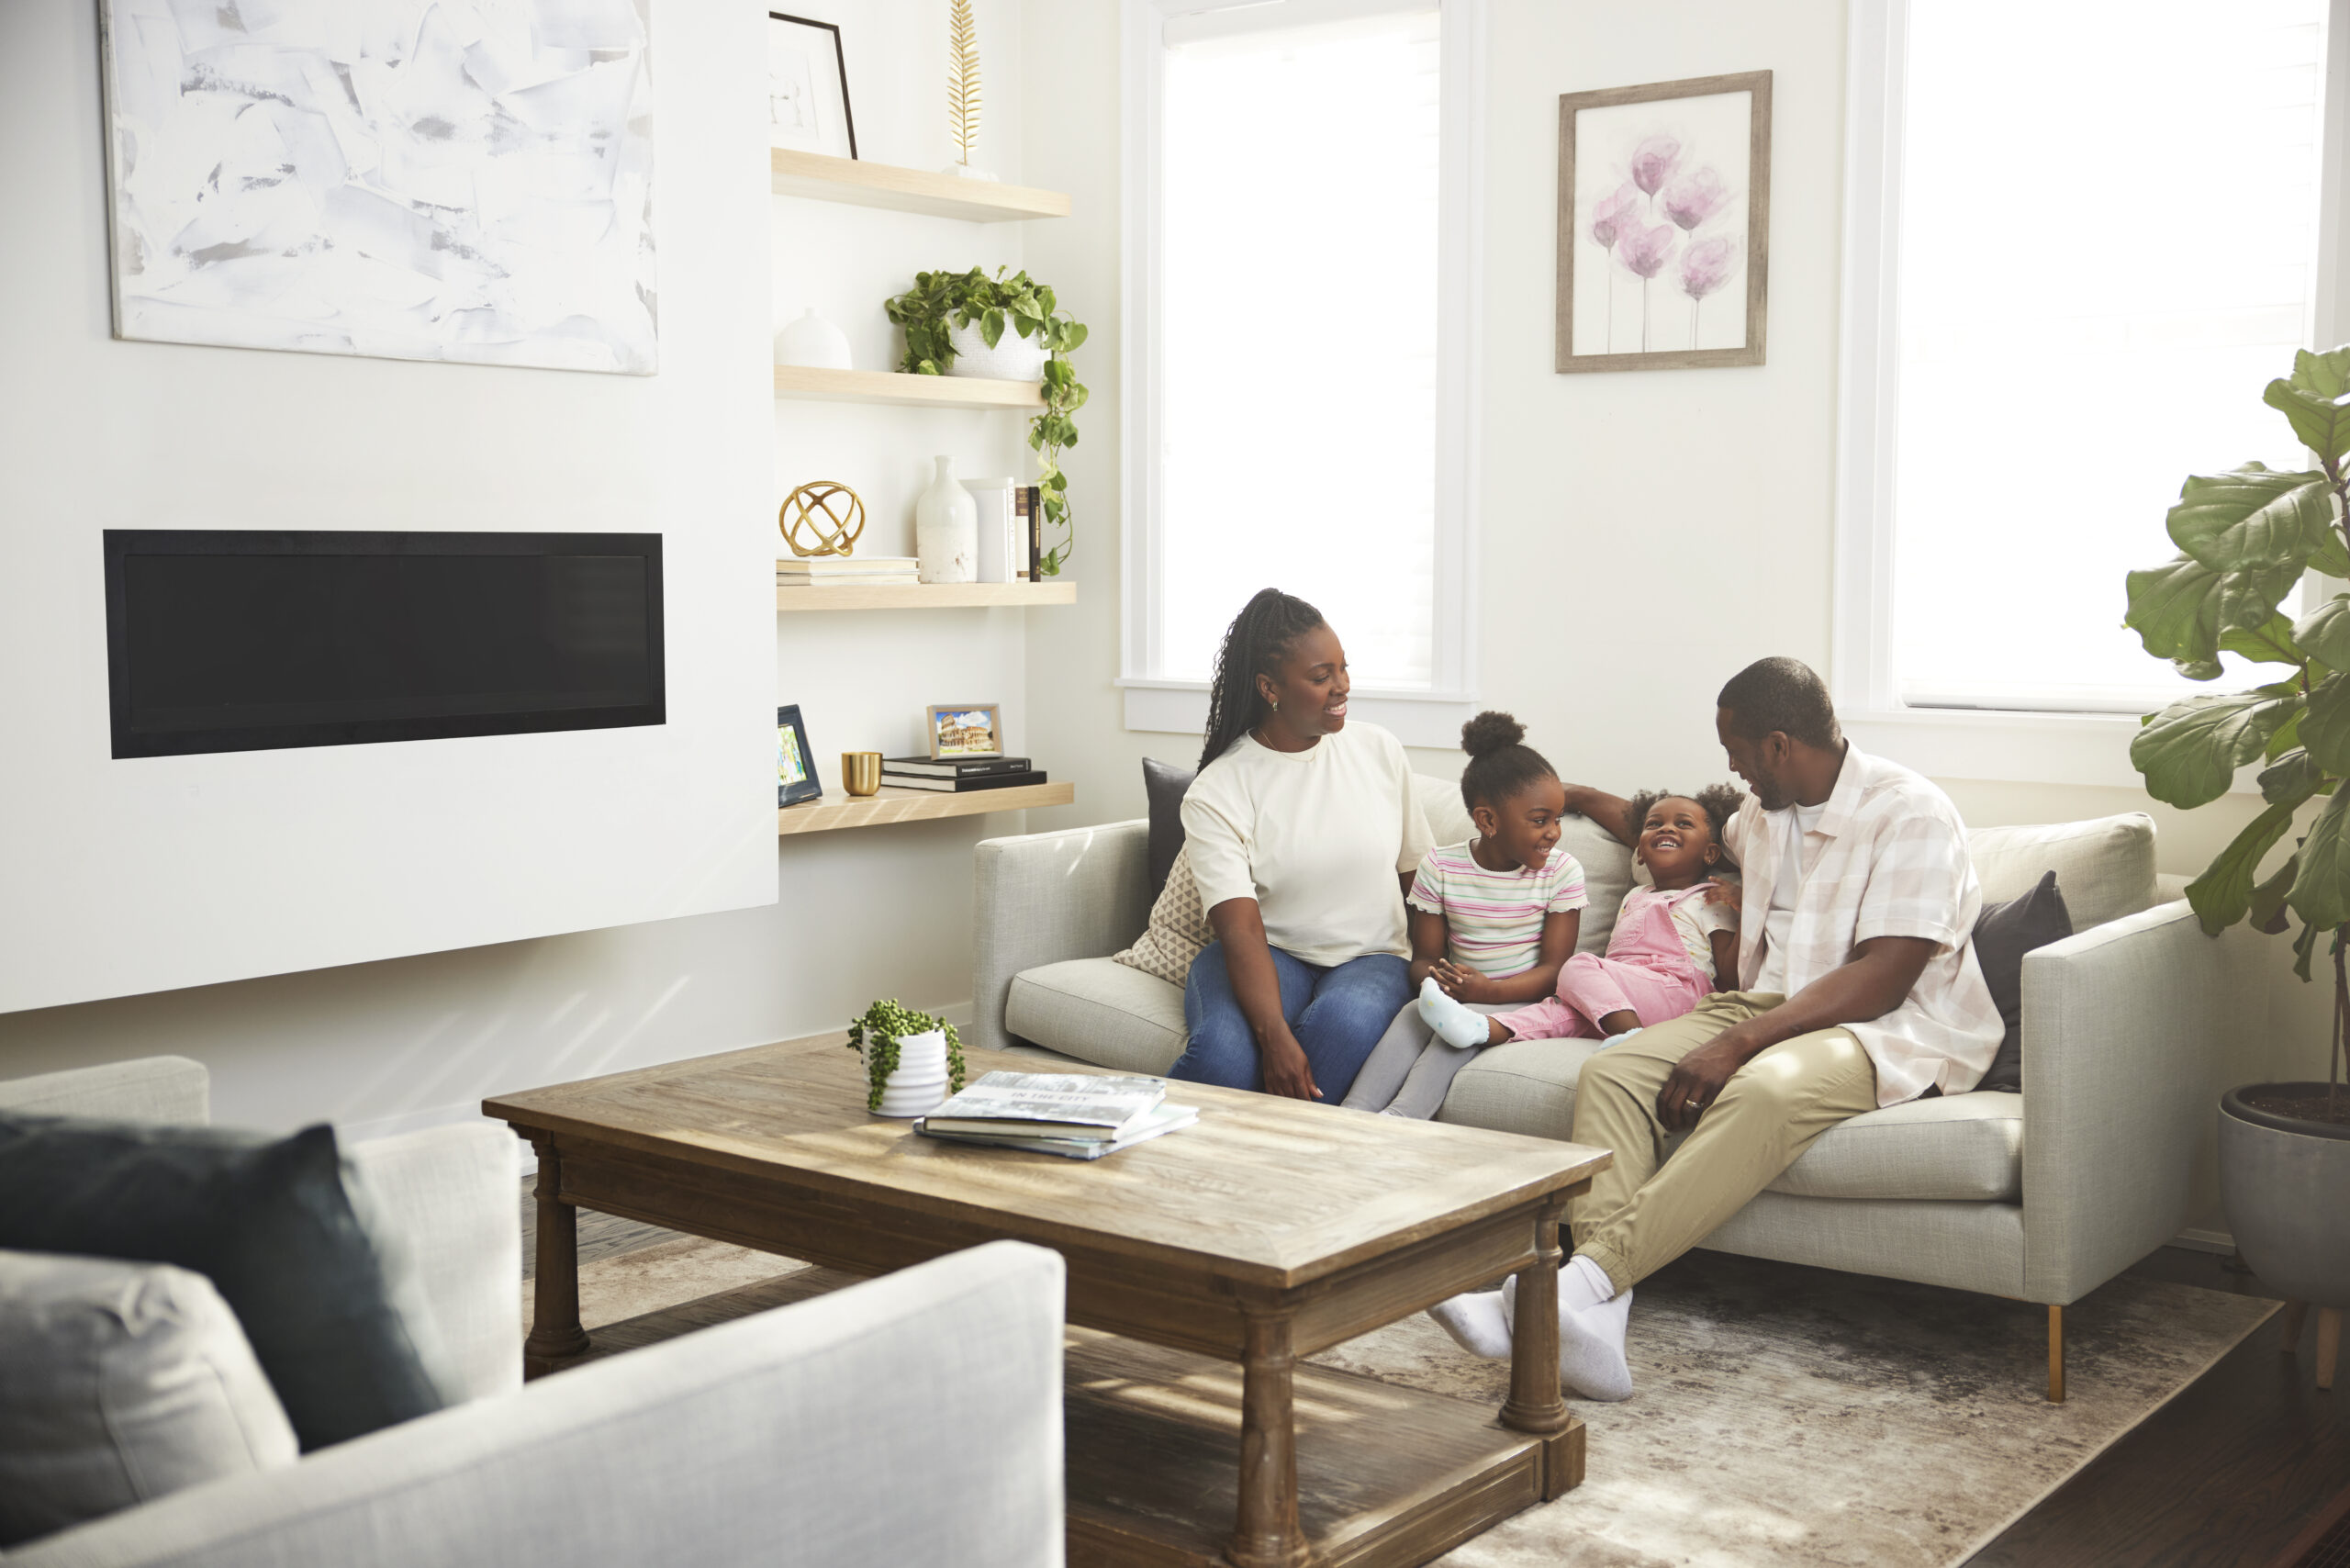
[767,13,857,161]
[924,702,1003,760]
[778,704,822,807]
[1555,70,1771,373]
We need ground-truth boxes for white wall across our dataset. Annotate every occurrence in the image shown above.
[1020,0,2336,1236]
[0,0,1044,1136]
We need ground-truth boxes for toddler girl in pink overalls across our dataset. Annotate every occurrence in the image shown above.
[1418,787,1742,1048]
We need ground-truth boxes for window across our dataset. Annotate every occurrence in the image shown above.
[1841,0,2344,723]
[1121,0,1482,745]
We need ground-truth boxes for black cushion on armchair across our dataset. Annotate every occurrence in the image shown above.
[0,1114,446,1451]
[1970,871,2073,1092]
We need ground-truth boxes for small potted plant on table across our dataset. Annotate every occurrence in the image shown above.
[848,999,967,1117]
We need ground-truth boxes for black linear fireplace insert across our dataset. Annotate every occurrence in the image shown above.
[104,530,666,758]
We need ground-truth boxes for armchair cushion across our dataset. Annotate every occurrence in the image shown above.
[1007,959,1186,1076]
[0,1116,445,1453]
[0,1253,297,1547]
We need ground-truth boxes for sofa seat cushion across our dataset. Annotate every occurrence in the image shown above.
[1438,1050,2022,1203]
[1006,959,1187,1077]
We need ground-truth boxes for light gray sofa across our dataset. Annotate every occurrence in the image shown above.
[0,1058,1067,1566]
[972,778,2221,1401]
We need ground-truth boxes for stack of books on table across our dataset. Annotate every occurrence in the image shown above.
[880,756,1048,792]
[777,555,921,588]
[915,1071,1197,1159]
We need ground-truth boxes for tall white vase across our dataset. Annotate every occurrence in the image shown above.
[915,455,979,583]
[868,1029,951,1117]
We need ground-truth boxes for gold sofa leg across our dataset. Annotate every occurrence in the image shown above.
[2047,1305,2065,1404]
[2282,1299,2311,1355]
[2319,1307,2341,1392]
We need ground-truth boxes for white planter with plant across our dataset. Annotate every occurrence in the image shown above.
[2121,342,2350,1383]
[849,1000,966,1117]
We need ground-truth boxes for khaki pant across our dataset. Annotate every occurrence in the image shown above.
[1570,992,1879,1294]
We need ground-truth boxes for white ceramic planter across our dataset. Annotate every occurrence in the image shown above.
[946,319,1046,382]
[915,455,979,583]
[774,308,852,369]
[868,1028,952,1118]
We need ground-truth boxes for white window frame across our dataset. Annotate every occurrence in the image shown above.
[1833,0,2350,790]
[1117,0,1485,749]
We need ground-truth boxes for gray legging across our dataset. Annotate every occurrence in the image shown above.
[1340,1000,1512,1119]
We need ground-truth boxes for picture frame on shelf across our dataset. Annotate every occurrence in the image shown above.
[924,702,1003,760]
[1555,70,1771,374]
[778,704,822,807]
[767,13,857,161]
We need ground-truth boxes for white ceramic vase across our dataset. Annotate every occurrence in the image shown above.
[869,1028,951,1118]
[946,319,1046,382]
[915,455,979,583]
[774,308,852,369]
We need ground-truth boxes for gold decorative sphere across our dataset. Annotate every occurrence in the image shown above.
[779,480,867,558]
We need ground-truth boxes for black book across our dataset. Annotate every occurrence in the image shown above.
[884,755,1032,778]
[880,769,1047,793]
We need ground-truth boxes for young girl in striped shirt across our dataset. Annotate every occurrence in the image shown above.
[1341,711,1587,1118]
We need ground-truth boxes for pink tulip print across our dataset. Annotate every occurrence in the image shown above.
[1679,235,1740,344]
[1614,219,1679,352]
[1661,167,1731,230]
[1628,134,1682,197]
[1588,183,1643,349]
[1575,102,1751,358]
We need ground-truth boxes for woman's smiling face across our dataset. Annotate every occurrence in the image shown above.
[1259,622,1350,738]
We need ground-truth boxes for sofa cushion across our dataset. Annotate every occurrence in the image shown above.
[1438,1052,2023,1202]
[1006,959,1188,1076]
[1142,757,1197,902]
[1969,813,2155,932]
[1409,775,1634,956]
[1970,871,2073,1093]
[0,1251,297,1547]
[1112,843,1211,987]
[0,1115,448,1453]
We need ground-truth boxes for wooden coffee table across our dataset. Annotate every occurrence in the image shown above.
[487,1041,1610,1568]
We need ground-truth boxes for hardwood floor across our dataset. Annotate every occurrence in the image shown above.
[517,1194,2346,1566]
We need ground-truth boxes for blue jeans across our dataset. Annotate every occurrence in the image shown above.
[1171,942,1413,1103]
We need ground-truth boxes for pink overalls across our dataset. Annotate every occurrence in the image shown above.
[1493,882,1720,1041]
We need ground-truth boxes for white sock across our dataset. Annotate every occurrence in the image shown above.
[1427,1289,1512,1359]
[1501,1265,1636,1402]
[1600,1026,1643,1049]
[1418,977,1490,1049]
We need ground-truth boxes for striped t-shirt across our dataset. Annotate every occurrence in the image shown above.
[1406,840,1589,979]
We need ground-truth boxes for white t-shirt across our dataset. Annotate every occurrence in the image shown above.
[1665,889,1740,982]
[1751,800,1826,993]
[1181,721,1434,967]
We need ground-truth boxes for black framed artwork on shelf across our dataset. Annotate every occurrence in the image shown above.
[778,704,822,807]
[767,13,857,161]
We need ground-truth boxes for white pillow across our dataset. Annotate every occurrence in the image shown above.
[0,1251,297,1545]
[1968,813,2158,933]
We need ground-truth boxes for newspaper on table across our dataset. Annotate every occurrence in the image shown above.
[921,1070,1168,1140]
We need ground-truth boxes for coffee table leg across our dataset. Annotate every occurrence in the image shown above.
[1502,1194,1582,1498]
[524,1137,590,1378]
[1228,1309,1308,1568]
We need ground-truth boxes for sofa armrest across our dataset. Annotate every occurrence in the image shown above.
[17,1242,1068,1568]
[2019,899,2228,1304]
[0,1058,209,1126]
[971,819,1152,1052]
[342,1124,522,1406]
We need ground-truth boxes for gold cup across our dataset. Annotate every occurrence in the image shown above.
[841,752,883,797]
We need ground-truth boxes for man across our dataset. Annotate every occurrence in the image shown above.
[1430,656,2003,1401]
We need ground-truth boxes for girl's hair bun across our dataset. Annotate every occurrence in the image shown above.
[1460,710,1527,758]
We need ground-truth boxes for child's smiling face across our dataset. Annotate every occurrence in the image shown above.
[1637,796,1720,885]
[1479,777,1568,872]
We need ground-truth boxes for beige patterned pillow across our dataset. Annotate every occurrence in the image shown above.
[1113,842,1212,986]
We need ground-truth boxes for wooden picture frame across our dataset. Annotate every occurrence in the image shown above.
[767,13,857,161]
[924,702,1003,760]
[1555,71,1771,374]
[777,703,822,807]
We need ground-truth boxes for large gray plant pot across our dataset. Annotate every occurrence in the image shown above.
[2219,1082,2350,1306]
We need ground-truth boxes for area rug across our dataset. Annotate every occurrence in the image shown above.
[554,1239,2275,1568]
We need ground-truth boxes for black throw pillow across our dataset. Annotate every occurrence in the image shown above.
[1969,871,2073,1093]
[1143,756,1198,902]
[0,1114,446,1451]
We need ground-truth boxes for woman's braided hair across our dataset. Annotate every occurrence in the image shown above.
[1200,588,1327,769]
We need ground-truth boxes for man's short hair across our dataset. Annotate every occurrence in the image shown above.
[1717,657,1841,750]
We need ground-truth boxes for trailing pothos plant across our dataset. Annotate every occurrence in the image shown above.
[2125,342,2350,1115]
[883,266,1088,577]
[845,997,966,1113]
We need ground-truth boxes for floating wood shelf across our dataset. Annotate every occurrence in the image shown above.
[774,364,1043,410]
[778,782,1074,836]
[776,579,1076,611]
[770,149,1071,222]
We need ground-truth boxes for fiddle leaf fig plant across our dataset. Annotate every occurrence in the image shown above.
[2125,344,2350,1114]
[883,266,1089,576]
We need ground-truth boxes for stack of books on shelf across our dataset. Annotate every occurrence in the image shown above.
[777,555,921,588]
[881,755,1048,792]
[915,1071,1197,1159]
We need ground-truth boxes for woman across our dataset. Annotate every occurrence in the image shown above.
[1171,588,1431,1101]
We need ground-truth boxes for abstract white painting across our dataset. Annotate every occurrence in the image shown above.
[98,0,658,375]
